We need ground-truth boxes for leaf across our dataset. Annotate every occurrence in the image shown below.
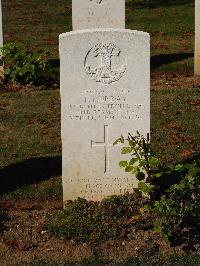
[125,165,134,172]
[119,161,128,168]
[186,99,200,106]
[129,158,138,165]
[121,147,132,154]
[175,164,184,171]
[181,149,192,158]
[154,172,163,178]
[149,156,159,167]
[164,122,184,131]
[124,215,141,225]
[139,208,145,215]
[132,167,139,176]
[138,182,154,194]
[188,166,200,177]
[113,135,124,146]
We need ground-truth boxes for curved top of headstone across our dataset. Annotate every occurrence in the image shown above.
[59,28,150,39]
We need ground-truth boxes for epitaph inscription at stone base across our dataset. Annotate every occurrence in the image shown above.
[72,0,125,30]
[60,29,150,202]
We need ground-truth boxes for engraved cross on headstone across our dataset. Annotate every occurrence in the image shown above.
[91,125,112,173]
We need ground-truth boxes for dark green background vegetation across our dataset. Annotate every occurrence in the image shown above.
[2,0,195,74]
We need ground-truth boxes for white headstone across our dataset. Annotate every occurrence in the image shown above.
[195,0,200,75]
[72,0,125,30]
[60,29,150,202]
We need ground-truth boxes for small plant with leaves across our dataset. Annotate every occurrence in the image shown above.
[113,132,160,195]
[1,42,53,84]
[115,132,200,242]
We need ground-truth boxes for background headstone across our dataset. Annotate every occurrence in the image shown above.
[72,0,125,30]
[60,29,150,202]
[195,0,200,75]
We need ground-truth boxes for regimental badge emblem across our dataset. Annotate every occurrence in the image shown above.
[84,43,126,85]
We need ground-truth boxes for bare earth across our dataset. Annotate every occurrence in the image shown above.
[0,200,181,266]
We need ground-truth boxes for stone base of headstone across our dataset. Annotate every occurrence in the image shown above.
[60,29,150,203]
[195,51,200,75]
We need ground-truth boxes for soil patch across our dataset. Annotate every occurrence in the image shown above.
[0,203,184,266]
[151,74,200,90]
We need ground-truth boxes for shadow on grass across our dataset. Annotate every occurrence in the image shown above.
[0,156,61,194]
[0,206,7,233]
[151,52,193,70]
[128,0,193,9]
[154,152,200,198]
[33,58,60,86]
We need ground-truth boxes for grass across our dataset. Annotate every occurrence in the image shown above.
[0,87,199,200]
[151,87,200,161]
[2,0,195,74]
[2,0,72,50]
[1,176,62,202]
[0,90,61,168]
[127,0,195,73]
[0,90,62,199]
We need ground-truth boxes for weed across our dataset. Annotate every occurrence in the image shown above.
[46,193,143,242]
[116,132,200,242]
[1,42,55,84]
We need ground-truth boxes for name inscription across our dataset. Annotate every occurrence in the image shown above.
[68,89,143,121]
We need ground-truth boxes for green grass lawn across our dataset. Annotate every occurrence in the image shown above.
[0,87,199,199]
[2,0,195,74]
[151,87,200,161]
[0,89,62,199]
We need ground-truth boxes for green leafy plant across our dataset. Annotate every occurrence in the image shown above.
[1,42,53,84]
[115,132,200,242]
[114,132,159,195]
